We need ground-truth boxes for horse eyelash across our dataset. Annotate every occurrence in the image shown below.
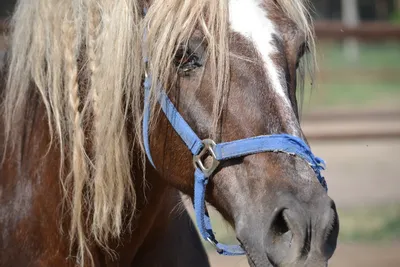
[174,46,202,74]
[296,42,309,69]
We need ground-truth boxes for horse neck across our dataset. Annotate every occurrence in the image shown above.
[111,166,179,264]
[0,71,174,263]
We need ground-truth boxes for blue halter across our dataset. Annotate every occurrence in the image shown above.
[142,75,327,256]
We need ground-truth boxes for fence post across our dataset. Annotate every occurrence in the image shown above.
[341,0,360,62]
[396,0,400,19]
[376,0,390,20]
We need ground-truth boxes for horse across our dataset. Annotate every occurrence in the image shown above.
[0,0,339,266]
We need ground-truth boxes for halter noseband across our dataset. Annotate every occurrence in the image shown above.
[142,74,327,256]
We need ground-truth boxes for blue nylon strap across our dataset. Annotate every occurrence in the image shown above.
[143,77,328,255]
[214,134,327,190]
[143,76,246,255]
[143,76,203,158]
[215,134,318,162]
[142,60,327,257]
[194,169,246,255]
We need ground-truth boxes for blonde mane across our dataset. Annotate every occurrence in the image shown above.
[1,0,315,265]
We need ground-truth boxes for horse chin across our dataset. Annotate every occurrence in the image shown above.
[245,251,272,267]
[245,251,329,267]
[246,255,263,267]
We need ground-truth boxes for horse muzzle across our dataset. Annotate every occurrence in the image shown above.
[234,189,339,267]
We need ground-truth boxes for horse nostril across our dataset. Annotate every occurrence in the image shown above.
[270,209,290,241]
[265,208,296,266]
[324,202,339,258]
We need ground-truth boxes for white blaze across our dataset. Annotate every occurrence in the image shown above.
[229,0,293,104]
[228,0,300,133]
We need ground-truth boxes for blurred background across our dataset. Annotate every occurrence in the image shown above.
[1,0,399,266]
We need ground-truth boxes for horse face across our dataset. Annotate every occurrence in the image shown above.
[149,1,339,266]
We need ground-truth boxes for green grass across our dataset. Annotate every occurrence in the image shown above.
[300,42,400,110]
[318,42,400,70]
[303,82,400,109]
[390,11,400,24]
[338,204,400,242]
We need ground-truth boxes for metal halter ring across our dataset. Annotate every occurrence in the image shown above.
[193,139,220,177]
[207,236,223,254]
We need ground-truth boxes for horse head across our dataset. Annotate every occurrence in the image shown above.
[145,0,339,266]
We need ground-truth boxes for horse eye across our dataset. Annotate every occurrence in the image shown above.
[174,46,202,74]
[298,42,309,58]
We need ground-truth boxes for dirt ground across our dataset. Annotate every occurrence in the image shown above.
[208,138,400,266]
[311,139,400,208]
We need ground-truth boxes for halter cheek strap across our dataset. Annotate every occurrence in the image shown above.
[142,75,327,256]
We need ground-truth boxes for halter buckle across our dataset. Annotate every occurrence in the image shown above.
[193,139,220,177]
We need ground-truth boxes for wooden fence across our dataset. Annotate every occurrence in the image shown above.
[314,21,400,40]
[2,19,400,40]
[303,109,400,141]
